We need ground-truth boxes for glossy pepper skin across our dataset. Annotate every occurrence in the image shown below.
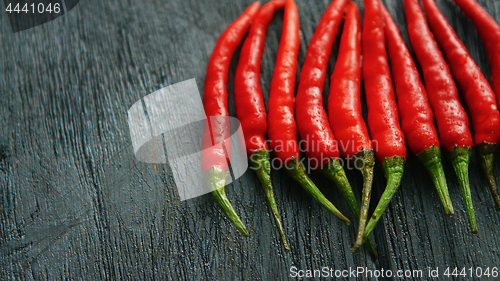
[267,0,350,225]
[234,0,289,252]
[404,0,477,233]
[453,0,500,113]
[379,3,453,215]
[328,2,372,161]
[362,0,407,164]
[201,1,261,237]
[452,0,500,212]
[352,0,407,253]
[296,0,347,167]
[422,0,500,216]
[267,0,299,164]
[319,1,377,260]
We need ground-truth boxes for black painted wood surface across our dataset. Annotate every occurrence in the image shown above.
[1,0,500,280]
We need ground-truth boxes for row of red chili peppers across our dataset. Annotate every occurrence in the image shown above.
[201,0,500,258]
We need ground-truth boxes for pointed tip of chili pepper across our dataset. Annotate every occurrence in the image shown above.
[352,155,405,253]
[448,146,478,234]
[416,145,454,215]
[250,149,290,252]
[350,150,376,254]
[320,156,378,260]
[205,167,249,237]
[476,142,500,211]
[250,1,262,10]
[285,157,351,225]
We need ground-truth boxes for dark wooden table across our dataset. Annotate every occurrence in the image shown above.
[2,0,500,279]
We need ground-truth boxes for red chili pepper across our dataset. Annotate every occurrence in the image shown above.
[404,0,477,233]
[379,3,453,215]
[329,2,376,249]
[296,0,377,260]
[329,3,372,162]
[422,0,500,227]
[451,0,500,211]
[267,0,350,225]
[234,0,289,252]
[201,1,261,237]
[453,0,500,118]
[352,0,407,253]
[296,0,348,168]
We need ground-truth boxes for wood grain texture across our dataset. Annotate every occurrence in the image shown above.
[1,0,500,280]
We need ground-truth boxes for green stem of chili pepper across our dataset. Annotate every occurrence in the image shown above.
[416,145,454,215]
[205,167,249,237]
[352,155,405,253]
[286,157,350,225]
[251,149,289,252]
[476,142,500,211]
[448,146,477,234]
[321,156,378,260]
[351,150,376,257]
